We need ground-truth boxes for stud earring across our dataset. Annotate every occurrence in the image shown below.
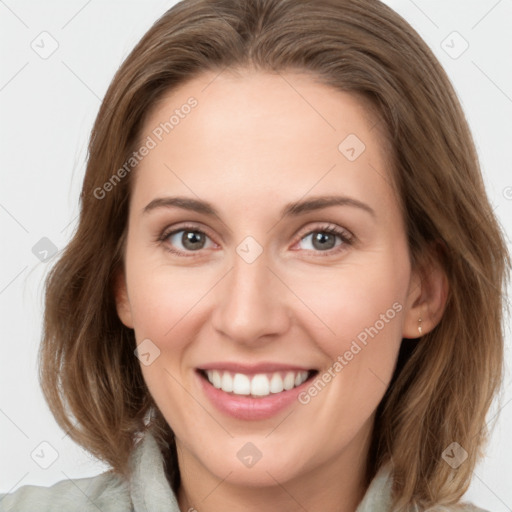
[418,317,423,335]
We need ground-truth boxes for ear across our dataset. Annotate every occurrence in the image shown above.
[402,242,449,339]
[113,267,134,329]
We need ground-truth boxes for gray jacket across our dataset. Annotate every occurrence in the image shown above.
[0,432,490,511]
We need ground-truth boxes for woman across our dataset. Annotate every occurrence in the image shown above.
[1,0,509,510]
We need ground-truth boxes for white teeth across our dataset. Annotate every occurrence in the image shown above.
[221,372,233,392]
[269,373,284,393]
[211,370,222,389]
[232,373,251,394]
[204,369,310,397]
[283,372,296,390]
[251,374,270,396]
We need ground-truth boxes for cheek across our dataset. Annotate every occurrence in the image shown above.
[292,252,409,441]
[123,228,213,344]
[126,264,207,415]
[291,249,409,361]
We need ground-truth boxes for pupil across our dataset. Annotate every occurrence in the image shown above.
[313,232,335,250]
[183,231,204,250]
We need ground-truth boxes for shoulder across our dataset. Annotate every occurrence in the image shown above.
[424,504,491,512]
[0,470,131,512]
[0,429,179,512]
[356,463,492,512]
[426,504,491,512]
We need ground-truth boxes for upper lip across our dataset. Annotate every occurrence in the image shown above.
[197,362,316,375]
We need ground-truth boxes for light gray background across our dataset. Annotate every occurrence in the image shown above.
[1,0,511,510]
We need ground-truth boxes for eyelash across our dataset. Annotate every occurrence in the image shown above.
[157,222,354,258]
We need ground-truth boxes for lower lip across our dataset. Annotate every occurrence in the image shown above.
[196,370,315,421]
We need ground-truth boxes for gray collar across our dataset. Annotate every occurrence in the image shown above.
[129,431,181,511]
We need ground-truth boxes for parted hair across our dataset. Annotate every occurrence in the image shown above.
[39,0,510,510]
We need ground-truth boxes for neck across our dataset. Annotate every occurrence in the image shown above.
[175,419,374,512]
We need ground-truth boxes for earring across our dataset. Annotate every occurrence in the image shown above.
[418,317,423,335]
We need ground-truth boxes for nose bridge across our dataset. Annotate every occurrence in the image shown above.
[211,246,290,343]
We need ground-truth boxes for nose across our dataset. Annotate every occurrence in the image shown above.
[211,250,291,346]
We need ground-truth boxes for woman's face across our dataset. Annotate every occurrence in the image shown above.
[116,70,424,494]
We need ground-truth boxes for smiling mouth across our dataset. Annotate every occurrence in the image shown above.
[197,368,319,398]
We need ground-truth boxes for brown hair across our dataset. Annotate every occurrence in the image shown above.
[39,0,510,509]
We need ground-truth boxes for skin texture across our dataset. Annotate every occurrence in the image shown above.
[115,69,448,512]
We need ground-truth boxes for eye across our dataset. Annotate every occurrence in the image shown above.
[159,224,216,256]
[158,222,354,257]
[294,224,353,255]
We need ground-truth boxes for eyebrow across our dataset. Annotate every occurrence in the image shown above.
[143,195,376,219]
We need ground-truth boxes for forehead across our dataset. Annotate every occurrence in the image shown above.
[141,69,385,153]
[132,70,397,219]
